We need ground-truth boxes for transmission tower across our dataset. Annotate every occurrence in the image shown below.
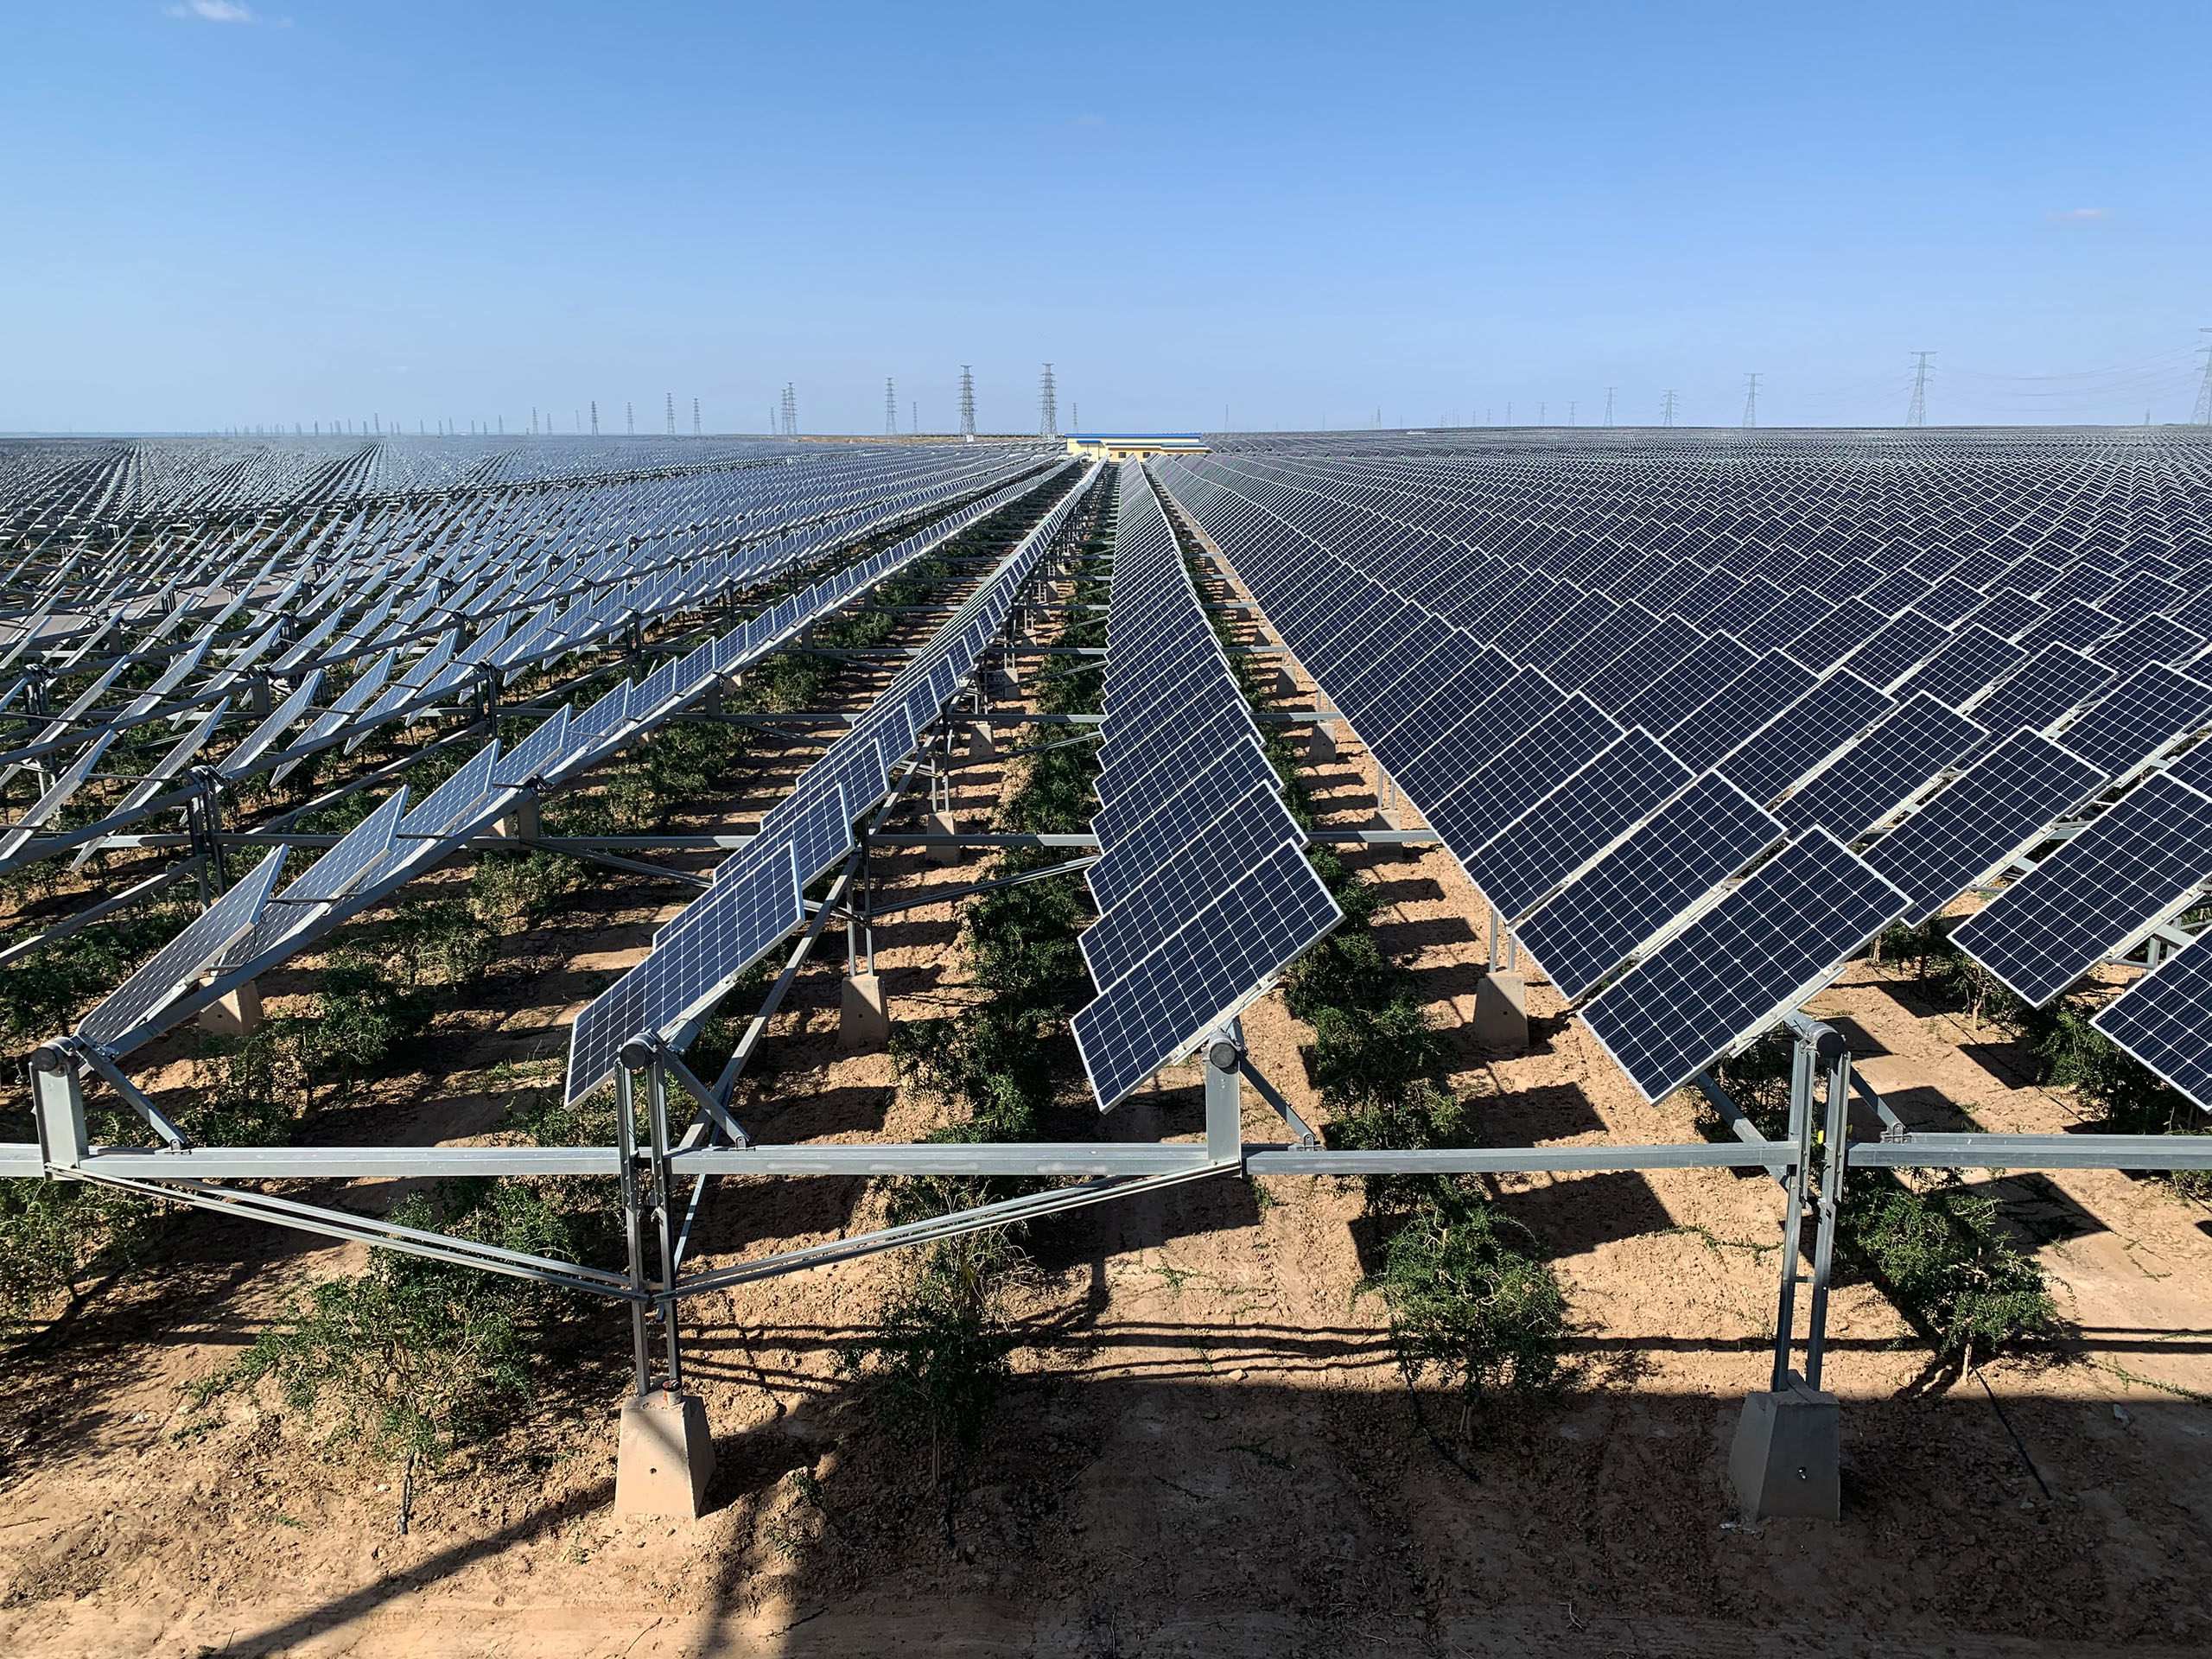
[626,401,634,436]
[590,400,599,436]
[1660,390,1679,427]
[665,393,676,436]
[2192,329,2212,425]
[958,365,976,437]
[1039,363,1058,437]
[1604,386,1616,428]
[1905,353,1934,427]
[779,383,798,436]
[885,378,898,436]
[1742,372,1760,428]
[693,397,701,437]
[1568,401,1578,426]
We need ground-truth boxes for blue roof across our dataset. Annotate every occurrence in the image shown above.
[1068,431,1205,441]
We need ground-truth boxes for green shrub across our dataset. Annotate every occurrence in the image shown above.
[1359,1186,1567,1408]
[1840,1175,2060,1364]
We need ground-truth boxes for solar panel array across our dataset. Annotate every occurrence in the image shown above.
[0,436,1056,881]
[1068,466,1342,1112]
[563,462,1104,1103]
[1148,431,2212,1103]
[66,455,1078,1059]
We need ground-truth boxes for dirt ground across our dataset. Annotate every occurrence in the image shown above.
[3,615,2210,1656]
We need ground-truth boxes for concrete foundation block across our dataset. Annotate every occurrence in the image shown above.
[1375,806,1406,830]
[1470,970,1528,1055]
[496,798,542,840]
[1730,1376,1840,1522]
[839,971,891,1051]
[925,808,962,866]
[197,978,264,1038]
[1309,721,1338,763]
[967,723,998,763]
[614,1389,716,1518]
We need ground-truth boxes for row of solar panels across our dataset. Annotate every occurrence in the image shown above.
[1153,453,2212,1105]
[73,464,1079,1060]
[1066,467,1342,1113]
[0,451,1051,880]
[561,461,1102,1105]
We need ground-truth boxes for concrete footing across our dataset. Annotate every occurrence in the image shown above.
[1309,721,1338,763]
[1470,970,1528,1055]
[925,809,962,865]
[967,723,998,763]
[1730,1376,1840,1522]
[839,972,890,1051]
[613,1389,716,1518]
[496,799,542,839]
[197,978,264,1038]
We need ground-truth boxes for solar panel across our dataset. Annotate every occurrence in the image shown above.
[1091,745,1285,899]
[1836,611,1950,693]
[1611,631,1754,730]
[2091,934,2212,1110]
[2054,662,2212,781]
[1966,643,2113,737]
[1952,773,2212,1005]
[399,741,502,838]
[492,705,571,788]
[1658,651,1819,772]
[1717,671,1892,805]
[1071,836,1341,1112]
[1581,830,1908,1103]
[1777,694,1986,841]
[1859,729,2105,925]
[1518,773,1786,1003]
[1891,624,2025,711]
[1456,728,1694,920]
[1389,669,1564,812]
[78,847,292,1046]
[281,788,409,905]
[568,841,806,1103]
[1419,695,1624,858]
[1082,794,1305,992]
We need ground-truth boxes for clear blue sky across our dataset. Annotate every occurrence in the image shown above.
[5,1,2209,434]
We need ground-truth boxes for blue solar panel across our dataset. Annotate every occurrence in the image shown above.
[1953,773,2212,1006]
[1519,773,1785,1002]
[1420,695,1624,858]
[1581,830,1908,1103]
[1658,652,1820,772]
[1859,729,2104,926]
[2056,662,2212,781]
[283,789,408,904]
[1083,795,1306,993]
[1456,728,1694,920]
[1777,694,1986,841]
[1390,669,1565,812]
[1071,837,1341,1111]
[1717,671,1893,806]
[2092,933,2212,1110]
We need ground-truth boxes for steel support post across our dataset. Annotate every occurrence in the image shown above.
[29,1042,88,1170]
[615,1067,652,1400]
[1769,1033,1817,1390]
[1205,1027,1245,1168]
[1804,1039,1853,1392]
[646,1056,683,1391]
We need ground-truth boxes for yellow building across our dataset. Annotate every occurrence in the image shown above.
[1065,431,1211,461]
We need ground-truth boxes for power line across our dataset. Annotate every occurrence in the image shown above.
[1905,352,1935,427]
[1742,372,1760,429]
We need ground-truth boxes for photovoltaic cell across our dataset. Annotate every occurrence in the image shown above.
[1659,652,1819,772]
[1581,830,1908,1103]
[2092,934,2212,1110]
[78,848,291,1046]
[1457,729,1694,919]
[282,789,409,905]
[1952,773,2212,1005]
[2056,662,2212,781]
[1717,671,1892,805]
[399,741,502,837]
[1859,729,2104,925]
[1420,696,1624,859]
[1071,837,1342,1112]
[1777,694,1986,840]
[1082,795,1303,992]
[1519,773,1786,1002]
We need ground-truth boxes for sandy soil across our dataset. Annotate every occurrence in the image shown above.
[3,585,2210,1656]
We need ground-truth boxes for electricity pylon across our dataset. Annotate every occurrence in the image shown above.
[1742,373,1760,428]
[2192,330,2212,426]
[1905,353,1934,427]
[1661,390,1679,427]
